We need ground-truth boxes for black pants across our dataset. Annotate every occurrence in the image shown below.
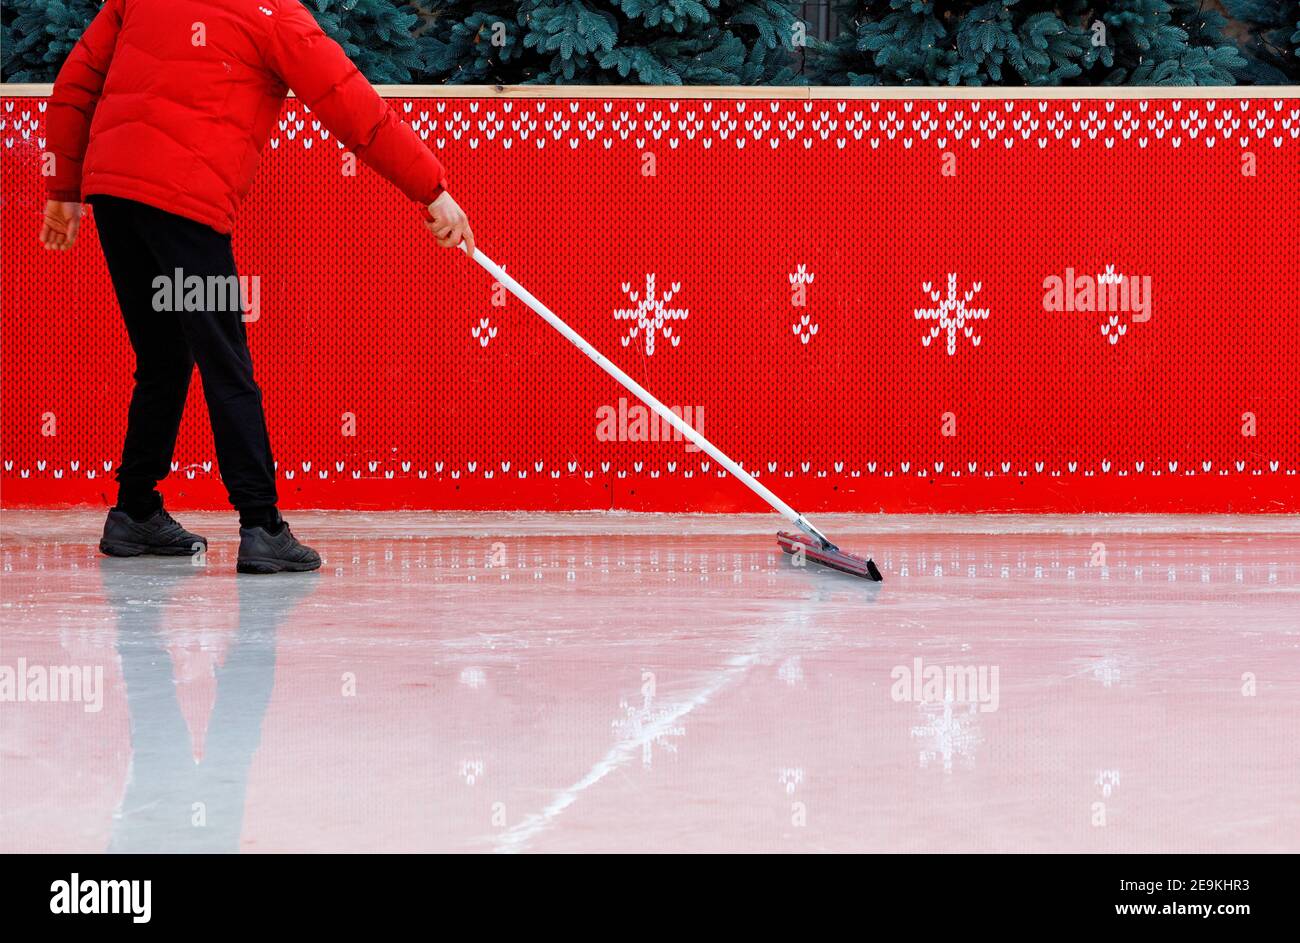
[91,196,278,514]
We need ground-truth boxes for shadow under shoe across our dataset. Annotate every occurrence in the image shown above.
[100,508,207,557]
[236,522,322,574]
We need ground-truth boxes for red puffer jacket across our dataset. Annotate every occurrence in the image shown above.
[47,0,446,234]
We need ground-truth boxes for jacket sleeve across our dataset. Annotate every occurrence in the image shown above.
[266,1,447,206]
[46,0,125,201]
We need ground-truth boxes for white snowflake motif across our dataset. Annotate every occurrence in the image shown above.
[1097,265,1129,346]
[1097,264,1124,287]
[914,273,990,355]
[1101,315,1128,345]
[471,316,498,348]
[613,274,688,355]
[788,264,819,345]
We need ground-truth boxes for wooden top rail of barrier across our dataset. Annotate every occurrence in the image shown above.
[2,83,1297,100]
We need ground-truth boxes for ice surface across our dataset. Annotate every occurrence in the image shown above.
[2,510,1298,853]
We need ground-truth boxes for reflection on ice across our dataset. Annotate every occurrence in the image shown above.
[613,677,687,769]
[912,696,984,774]
[2,511,1298,853]
[101,562,317,853]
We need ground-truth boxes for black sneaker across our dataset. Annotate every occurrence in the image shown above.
[236,522,321,574]
[100,508,207,557]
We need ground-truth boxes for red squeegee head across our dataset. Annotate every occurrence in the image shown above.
[776,530,883,581]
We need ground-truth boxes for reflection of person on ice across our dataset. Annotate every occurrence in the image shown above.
[41,0,473,573]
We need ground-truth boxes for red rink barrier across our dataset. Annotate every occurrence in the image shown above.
[2,91,1298,512]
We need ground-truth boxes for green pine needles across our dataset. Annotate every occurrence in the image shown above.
[813,0,1262,86]
[2,0,1296,85]
[423,0,804,84]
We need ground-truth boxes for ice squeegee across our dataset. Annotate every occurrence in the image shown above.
[462,245,883,582]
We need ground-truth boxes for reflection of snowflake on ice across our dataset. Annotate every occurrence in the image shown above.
[1096,769,1121,798]
[460,759,484,785]
[778,767,804,795]
[911,695,983,773]
[612,693,686,768]
[1090,655,1122,687]
[613,274,688,355]
[1073,652,1136,689]
[777,655,804,687]
[914,273,990,356]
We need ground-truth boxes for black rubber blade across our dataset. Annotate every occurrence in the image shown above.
[776,531,883,581]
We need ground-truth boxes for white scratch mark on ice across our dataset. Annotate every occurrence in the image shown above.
[493,651,761,853]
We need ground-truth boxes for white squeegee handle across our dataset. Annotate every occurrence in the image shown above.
[462,244,836,550]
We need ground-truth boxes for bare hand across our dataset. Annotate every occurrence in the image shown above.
[41,201,84,251]
[425,191,474,256]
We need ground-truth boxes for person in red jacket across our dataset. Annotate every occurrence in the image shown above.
[40,0,472,574]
